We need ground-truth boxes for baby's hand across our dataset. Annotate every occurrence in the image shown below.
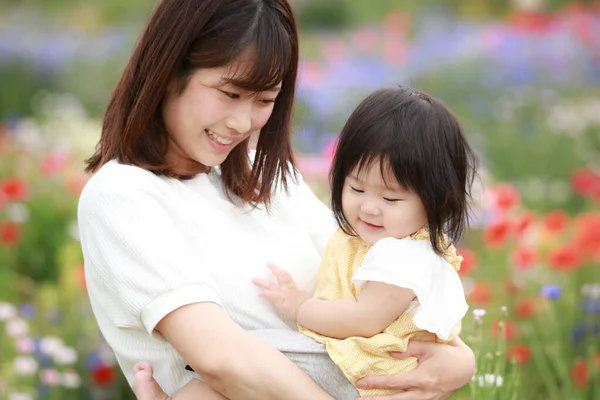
[252,263,311,322]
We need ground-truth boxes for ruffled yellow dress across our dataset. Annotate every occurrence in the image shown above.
[299,228,467,397]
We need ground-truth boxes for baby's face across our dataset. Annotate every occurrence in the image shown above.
[341,163,427,246]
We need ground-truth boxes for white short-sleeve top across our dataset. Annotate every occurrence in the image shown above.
[77,160,336,395]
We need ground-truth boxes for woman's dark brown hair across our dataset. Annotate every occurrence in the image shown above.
[86,0,299,206]
[330,86,478,254]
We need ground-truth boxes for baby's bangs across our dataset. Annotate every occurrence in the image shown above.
[226,18,292,92]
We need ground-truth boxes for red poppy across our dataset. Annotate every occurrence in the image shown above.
[92,364,116,386]
[571,168,600,196]
[0,221,21,248]
[456,248,477,277]
[511,246,537,270]
[514,299,537,318]
[469,281,491,305]
[514,211,536,237]
[484,220,511,248]
[492,184,520,213]
[508,10,555,34]
[548,245,582,270]
[507,344,532,364]
[571,359,588,389]
[573,213,600,261]
[542,210,569,235]
[1,177,29,201]
[491,319,519,340]
[562,3,598,46]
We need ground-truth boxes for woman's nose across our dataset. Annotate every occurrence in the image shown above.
[225,102,254,135]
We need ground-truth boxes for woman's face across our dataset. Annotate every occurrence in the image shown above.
[162,61,281,175]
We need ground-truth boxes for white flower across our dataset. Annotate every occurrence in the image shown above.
[476,373,504,387]
[5,203,30,224]
[61,370,81,388]
[53,346,78,365]
[8,392,34,400]
[39,336,64,356]
[13,356,38,376]
[581,283,600,299]
[5,318,29,337]
[0,302,17,321]
[68,221,79,242]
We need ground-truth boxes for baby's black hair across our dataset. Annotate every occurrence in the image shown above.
[329,86,478,254]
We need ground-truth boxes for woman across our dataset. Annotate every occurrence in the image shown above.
[78,0,476,399]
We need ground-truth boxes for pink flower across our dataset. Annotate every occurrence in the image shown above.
[15,337,35,354]
[40,369,61,386]
[40,151,69,176]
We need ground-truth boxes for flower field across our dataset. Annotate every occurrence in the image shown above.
[1,1,599,399]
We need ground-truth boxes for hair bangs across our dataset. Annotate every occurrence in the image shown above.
[225,18,291,92]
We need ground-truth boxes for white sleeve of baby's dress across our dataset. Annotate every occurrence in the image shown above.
[351,238,468,341]
[78,177,221,340]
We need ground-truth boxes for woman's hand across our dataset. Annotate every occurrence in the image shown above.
[355,338,475,400]
[252,263,311,322]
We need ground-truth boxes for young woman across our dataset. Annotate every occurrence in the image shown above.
[78,1,476,399]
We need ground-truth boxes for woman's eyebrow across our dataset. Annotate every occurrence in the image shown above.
[219,78,281,92]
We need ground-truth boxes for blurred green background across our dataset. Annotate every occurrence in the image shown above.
[1,0,599,399]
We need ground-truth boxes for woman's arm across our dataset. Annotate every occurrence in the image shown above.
[79,176,333,400]
[157,302,333,400]
[355,337,476,399]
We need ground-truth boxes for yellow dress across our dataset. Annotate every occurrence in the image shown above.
[299,228,467,397]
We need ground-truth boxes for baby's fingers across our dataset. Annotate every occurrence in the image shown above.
[252,277,277,291]
[266,263,294,286]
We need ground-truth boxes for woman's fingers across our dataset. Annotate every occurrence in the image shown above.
[358,388,440,400]
[389,339,432,361]
[356,369,420,392]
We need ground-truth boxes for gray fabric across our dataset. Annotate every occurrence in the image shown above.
[250,329,359,400]
[190,329,359,399]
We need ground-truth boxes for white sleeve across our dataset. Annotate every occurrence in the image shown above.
[78,182,220,339]
[352,238,468,341]
[290,172,337,256]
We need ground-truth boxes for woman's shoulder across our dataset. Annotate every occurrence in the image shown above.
[78,160,172,213]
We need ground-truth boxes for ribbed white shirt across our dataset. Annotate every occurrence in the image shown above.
[77,160,336,395]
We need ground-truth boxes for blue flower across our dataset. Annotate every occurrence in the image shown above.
[541,285,562,300]
[571,321,600,343]
[580,299,600,315]
[19,303,36,319]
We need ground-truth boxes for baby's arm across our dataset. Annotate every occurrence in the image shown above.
[296,282,415,339]
[254,263,414,339]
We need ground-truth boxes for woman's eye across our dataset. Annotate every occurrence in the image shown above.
[259,99,276,105]
[383,197,402,202]
[221,90,240,99]
[350,186,364,193]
